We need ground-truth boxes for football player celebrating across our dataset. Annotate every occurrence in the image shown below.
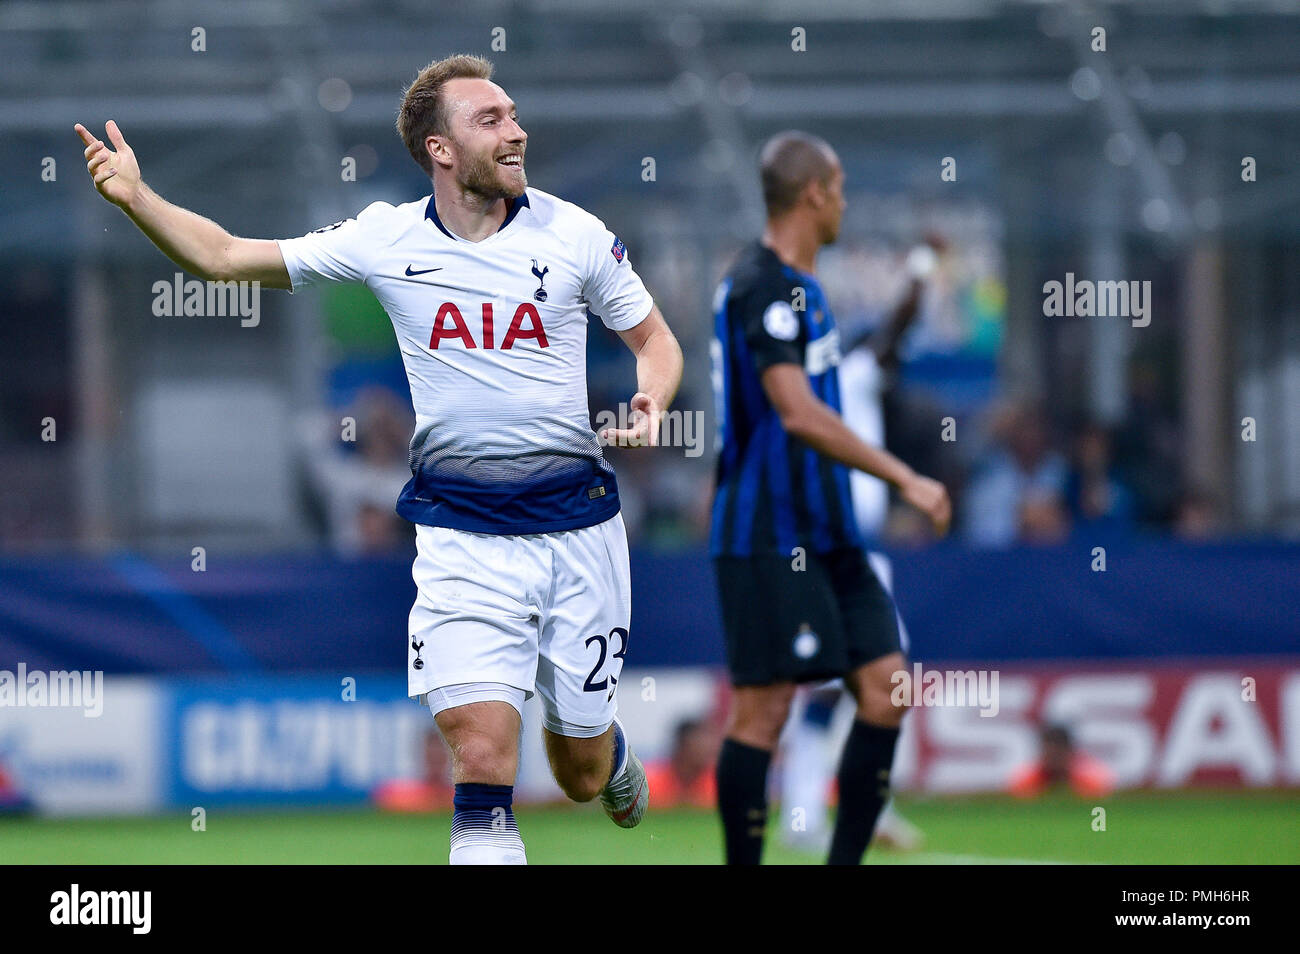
[76,53,682,864]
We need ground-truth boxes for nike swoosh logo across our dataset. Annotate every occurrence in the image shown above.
[612,777,645,822]
[405,265,443,276]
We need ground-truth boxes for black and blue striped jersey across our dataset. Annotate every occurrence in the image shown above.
[710,242,862,557]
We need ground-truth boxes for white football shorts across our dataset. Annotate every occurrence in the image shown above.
[407,512,632,738]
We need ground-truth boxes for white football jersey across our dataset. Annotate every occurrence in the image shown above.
[837,346,888,538]
[277,188,654,534]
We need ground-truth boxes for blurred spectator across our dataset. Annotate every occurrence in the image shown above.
[1175,488,1223,540]
[1064,422,1135,534]
[298,387,414,555]
[1018,491,1071,544]
[0,759,33,816]
[1114,359,1183,525]
[604,446,648,542]
[962,403,1069,547]
[372,727,454,813]
[644,718,722,809]
[1008,723,1115,799]
[882,502,933,547]
[642,459,709,549]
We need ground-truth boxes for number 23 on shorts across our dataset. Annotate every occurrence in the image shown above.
[583,627,628,697]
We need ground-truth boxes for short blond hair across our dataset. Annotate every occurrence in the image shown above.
[397,54,495,176]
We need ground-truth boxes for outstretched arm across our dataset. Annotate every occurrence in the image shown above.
[600,305,683,447]
[845,238,944,366]
[761,363,951,536]
[75,121,291,289]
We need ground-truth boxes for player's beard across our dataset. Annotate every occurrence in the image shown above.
[459,146,527,200]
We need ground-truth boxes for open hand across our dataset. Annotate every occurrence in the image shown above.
[600,392,662,448]
[74,121,141,209]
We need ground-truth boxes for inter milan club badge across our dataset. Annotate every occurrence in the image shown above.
[793,622,820,660]
[531,258,549,302]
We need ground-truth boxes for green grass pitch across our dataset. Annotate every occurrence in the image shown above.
[3,791,1296,864]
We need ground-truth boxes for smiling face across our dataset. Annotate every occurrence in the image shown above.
[429,77,527,200]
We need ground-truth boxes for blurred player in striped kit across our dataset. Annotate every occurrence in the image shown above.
[780,236,946,855]
[710,132,951,865]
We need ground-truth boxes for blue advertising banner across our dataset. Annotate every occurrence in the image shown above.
[162,675,425,807]
[1,542,1297,677]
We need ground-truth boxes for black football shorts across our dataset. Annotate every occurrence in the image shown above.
[713,547,902,687]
